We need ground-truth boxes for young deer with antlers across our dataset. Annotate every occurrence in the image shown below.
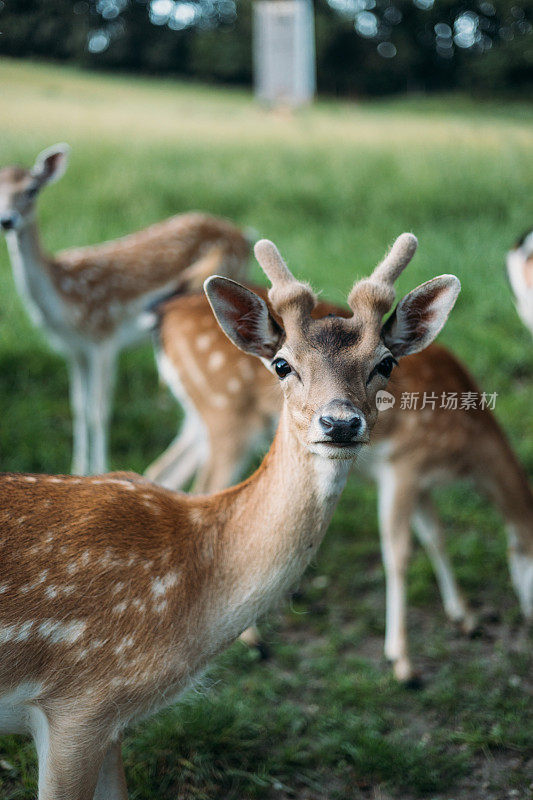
[0,235,459,797]
[148,269,533,683]
[507,229,533,336]
[0,144,250,475]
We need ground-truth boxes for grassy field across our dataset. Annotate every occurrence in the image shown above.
[0,58,532,799]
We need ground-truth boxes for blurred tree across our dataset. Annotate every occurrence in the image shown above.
[0,0,531,95]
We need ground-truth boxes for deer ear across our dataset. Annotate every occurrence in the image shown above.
[31,143,71,186]
[204,277,283,359]
[382,275,461,358]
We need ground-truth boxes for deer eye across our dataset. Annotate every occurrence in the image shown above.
[26,185,38,199]
[273,358,292,379]
[367,355,397,383]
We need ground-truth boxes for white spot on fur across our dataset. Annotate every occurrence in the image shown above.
[15,621,34,641]
[24,476,37,483]
[151,572,179,597]
[66,562,78,575]
[38,619,86,644]
[196,333,212,351]
[114,635,134,655]
[45,586,58,599]
[113,601,128,614]
[111,479,136,491]
[0,625,17,643]
[208,351,225,371]
[211,393,229,408]
[227,378,241,393]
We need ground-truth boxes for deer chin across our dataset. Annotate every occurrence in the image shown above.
[308,441,363,460]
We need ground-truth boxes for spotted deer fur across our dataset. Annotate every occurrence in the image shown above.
[0,144,250,475]
[507,230,533,336]
[148,284,533,683]
[0,235,460,797]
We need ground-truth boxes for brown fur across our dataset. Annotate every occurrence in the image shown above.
[53,213,250,337]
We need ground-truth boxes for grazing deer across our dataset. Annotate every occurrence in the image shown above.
[507,229,533,336]
[148,282,533,684]
[0,144,250,475]
[0,235,460,797]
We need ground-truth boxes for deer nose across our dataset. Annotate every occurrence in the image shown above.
[318,410,365,443]
[0,215,14,231]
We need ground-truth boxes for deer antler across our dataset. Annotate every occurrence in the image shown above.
[348,233,418,321]
[254,240,296,287]
[254,239,317,325]
[370,233,418,285]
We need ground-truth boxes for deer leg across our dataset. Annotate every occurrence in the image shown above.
[93,740,128,800]
[87,344,117,475]
[69,352,90,475]
[506,523,533,620]
[34,715,109,800]
[193,431,254,494]
[412,494,476,633]
[145,407,208,490]
[377,465,417,683]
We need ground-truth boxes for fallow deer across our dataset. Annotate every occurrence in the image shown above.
[0,144,250,475]
[507,229,533,336]
[148,278,533,683]
[0,235,460,797]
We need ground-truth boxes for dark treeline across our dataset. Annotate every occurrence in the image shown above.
[1,0,532,96]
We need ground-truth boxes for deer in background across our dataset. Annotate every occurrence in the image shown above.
[507,229,533,336]
[0,235,460,798]
[0,144,250,474]
[148,273,533,684]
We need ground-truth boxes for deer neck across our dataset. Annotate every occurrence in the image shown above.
[205,403,353,642]
[5,218,65,336]
[5,216,46,275]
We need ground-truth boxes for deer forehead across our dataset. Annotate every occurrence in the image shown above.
[281,315,383,374]
[0,168,32,198]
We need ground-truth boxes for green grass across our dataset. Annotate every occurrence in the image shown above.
[0,58,532,799]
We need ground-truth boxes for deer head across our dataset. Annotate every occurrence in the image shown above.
[205,235,460,459]
[0,143,70,233]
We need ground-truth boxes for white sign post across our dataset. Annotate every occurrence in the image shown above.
[253,0,316,107]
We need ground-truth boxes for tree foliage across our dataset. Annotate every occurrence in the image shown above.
[0,0,531,95]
